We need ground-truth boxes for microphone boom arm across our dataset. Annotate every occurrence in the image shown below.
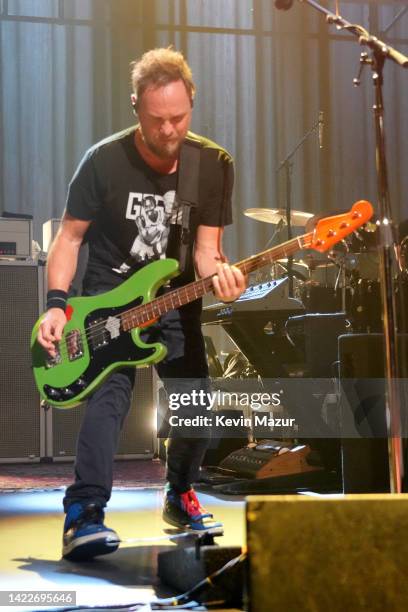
[296,0,408,68]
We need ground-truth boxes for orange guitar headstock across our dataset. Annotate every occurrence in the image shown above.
[310,200,374,253]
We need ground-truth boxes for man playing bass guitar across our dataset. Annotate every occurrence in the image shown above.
[36,47,246,561]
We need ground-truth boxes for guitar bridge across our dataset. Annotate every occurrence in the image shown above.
[45,349,62,369]
[66,329,84,361]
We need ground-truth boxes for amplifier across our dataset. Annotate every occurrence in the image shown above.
[0,218,32,259]
[338,333,396,493]
[286,312,346,377]
[0,261,44,461]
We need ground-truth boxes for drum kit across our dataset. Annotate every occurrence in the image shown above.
[244,206,408,333]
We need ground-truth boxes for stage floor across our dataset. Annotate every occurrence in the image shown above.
[0,486,245,611]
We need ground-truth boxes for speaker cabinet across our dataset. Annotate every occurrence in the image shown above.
[49,367,155,460]
[337,333,408,493]
[0,261,44,461]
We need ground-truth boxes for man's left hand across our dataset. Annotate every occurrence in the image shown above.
[212,263,247,303]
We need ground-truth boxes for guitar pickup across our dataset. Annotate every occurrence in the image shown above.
[89,317,110,350]
[66,329,84,361]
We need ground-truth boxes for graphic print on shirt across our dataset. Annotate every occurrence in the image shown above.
[118,190,179,273]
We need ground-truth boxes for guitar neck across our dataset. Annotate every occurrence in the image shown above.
[121,232,312,331]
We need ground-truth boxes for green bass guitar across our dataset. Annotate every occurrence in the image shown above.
[31,200,373,408]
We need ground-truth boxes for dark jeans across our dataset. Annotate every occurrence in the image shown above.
[63,308,210,511]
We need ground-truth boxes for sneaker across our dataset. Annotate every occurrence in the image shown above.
[62,502,120,561]
[162,484,223,533]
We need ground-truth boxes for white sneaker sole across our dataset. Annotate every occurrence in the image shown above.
[63,531,119,558]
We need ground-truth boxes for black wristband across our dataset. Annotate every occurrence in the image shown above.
[46,289,68,311]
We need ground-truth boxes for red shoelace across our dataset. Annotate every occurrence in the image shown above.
[180,489,207,518]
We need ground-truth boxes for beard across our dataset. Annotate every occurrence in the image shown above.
[142,133,184,160]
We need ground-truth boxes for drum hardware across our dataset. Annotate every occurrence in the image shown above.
[221,350,260,380]
[349,219,379,253]
[336,264,349,313]
[241,209,384,324]
[243,207,311,298]
[272,258,309,281]
[243,215,286,285]
[262,319,298,339]
[251,268,271,285]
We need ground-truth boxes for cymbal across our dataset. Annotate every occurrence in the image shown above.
[276,258,309,269]
[244,208,313,227]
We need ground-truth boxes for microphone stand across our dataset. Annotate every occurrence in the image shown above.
[276,114,321,296]
[286,0,408,493]
[255,218,285,283]
[262,217,285,251]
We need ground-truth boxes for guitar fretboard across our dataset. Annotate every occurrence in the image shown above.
[121,232,312,331]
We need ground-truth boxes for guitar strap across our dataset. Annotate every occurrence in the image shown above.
[176,136,201,272]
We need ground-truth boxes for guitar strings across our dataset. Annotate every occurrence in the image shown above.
[77,234,310,339]
[48,234,313,363]
[40,204,372,376]
[52,205,369,359]
[49,236,311,363]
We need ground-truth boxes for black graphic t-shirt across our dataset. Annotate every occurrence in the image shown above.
[65,127,234,315]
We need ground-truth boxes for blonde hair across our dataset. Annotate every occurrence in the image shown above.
[130,47,195,108]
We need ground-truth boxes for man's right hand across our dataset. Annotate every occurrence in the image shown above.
[37,308,67,357]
